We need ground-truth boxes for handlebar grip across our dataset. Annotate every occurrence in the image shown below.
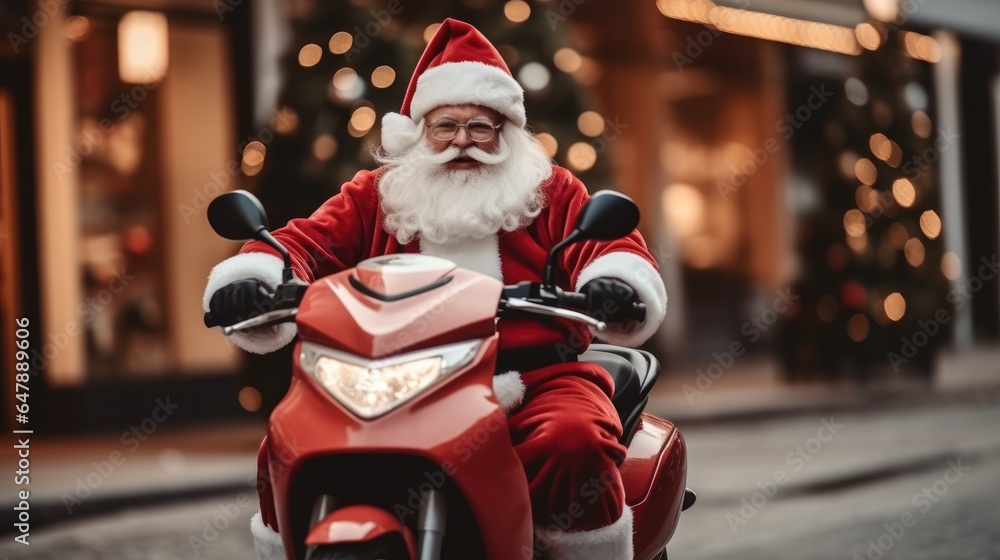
[204,312,219,328]
[560,291,589,310]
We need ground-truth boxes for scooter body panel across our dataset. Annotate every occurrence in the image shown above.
[622,414,687,559]
[268,333,534,559]
[304,504,417,556]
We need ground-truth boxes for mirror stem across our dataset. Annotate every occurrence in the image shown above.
[257,228,294,283]
[544,230,580,289]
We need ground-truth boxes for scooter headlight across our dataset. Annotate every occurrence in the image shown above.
[299,340,482,419]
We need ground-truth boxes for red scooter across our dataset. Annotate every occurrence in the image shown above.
[205,190,694,559]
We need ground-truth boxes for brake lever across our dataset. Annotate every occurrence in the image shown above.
[222,308,298,335]
[503,298,607,331]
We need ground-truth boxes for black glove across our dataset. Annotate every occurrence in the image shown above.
[206,279,274,327]
[580,277,640,323]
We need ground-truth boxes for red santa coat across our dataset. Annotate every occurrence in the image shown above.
[205,164,666,360]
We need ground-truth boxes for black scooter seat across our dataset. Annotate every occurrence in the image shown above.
[579,344,660,446]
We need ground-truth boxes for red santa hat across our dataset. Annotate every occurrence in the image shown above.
[380,18,525,154]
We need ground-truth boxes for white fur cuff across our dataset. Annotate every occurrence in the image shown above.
[203,252,298,355]
[540,506,634,560]
[251,512,286,560]
[576,252,667,348]
[492,370,526,414]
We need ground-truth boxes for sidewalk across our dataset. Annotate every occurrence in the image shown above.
[8,346,1000,531]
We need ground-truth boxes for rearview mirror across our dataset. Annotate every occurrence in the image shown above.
[207,190,270,241]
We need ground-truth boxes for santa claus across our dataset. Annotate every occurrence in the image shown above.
[204,18,666,560]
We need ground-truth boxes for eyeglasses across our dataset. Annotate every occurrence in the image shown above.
[426,117,502,142]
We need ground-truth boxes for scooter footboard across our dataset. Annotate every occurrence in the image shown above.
[620,414,687,559]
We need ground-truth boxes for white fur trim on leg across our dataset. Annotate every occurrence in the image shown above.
[203,252,298,355]
[540,506,634,560]
[576,252,667,348]
[251,512,286,560]
[492,370,526,414]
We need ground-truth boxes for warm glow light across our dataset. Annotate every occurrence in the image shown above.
[901,31,942,63]
[847,232,868,253]
[848,314,870,342]
[892,178,916,207]
[350,106,377,133]
[66,15,91,41]
[855,158,878,185]
[504,0,531,23]
[919,210,942,239]
[313,134,338,161]
[272,107,299,134]
[883,292,906,321]
[856,185,881,213]
[423,23,441,43]
[298,43,323,67]
[863,0,899,22]
[887,223,909,250]
[329,32,353,54]
[573,57,601,86]
[566,142,597,171]
[577,111,605,137]
[118,11,169,84]
[941,252,961,280]
[912,110,932,138]
[844,209,867,237]
[371,66,396,88]
[238,387,263,412]
[869,133,892,161]
[855,22,883,50]
[904,238,925,267]
[518,62,551,91]
[242,141,265,176]
[331,68,365,102]
[535,133,558,158]
[553,48,582,73]
[662,183,705,238]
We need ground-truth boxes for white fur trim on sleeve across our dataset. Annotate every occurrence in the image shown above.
[538,506,633,560]
[410,62,526,127]
[492,370,526,414]
[380,112,423,156]
[202,252,298,355]
[251,512,286,560]
[576,252,667,348]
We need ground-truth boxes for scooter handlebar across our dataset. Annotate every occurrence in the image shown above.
[558,291,646,323]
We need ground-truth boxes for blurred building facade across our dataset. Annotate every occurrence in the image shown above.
[1,0,999,433]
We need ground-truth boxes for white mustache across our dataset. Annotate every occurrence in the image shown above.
[423,141,511,166]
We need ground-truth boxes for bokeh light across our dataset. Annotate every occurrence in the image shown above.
[577,111,605,137]
[567,142,597,172]
[518,62,551,91]
[844,209,866,237]
[535,132,558,158]
[892,178,916,207]
[238,387,263,412]
[298,44,323,67]
[371,66,396,88]
[904,238,925,267]
[855,158,877,185]
[883,292,906,321]
[328,31,352,54]
[553,48,582,73]
[504,0,531,23]
[847,313,870,342]
[919,210,942,239]
[941,252,962,280]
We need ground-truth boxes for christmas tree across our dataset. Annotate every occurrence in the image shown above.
[781,24,949,383]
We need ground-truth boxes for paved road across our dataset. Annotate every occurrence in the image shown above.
[2,393,998,559]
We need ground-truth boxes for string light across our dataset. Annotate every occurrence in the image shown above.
[329,32,353,54]
[941,252,961,280]
[883,292,906,321]
[535,133,558,158]
[855,158,877,185]
[553,48,582,73]
[900,31,942,63]
[904,238,925,267]
[847,314,870,342]
[298,44,323,67]
[312,134,338,161]
[577,111,605,137]
[371,66,396,88]
[892,178,916,207]
[844,209,866,237]
[919,210,942,239]
[567,142,597,171]
[242,141,265,176]
[423,23,441,43]
[504,0,531,23]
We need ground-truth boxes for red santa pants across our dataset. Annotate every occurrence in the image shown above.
[507,361,628,532]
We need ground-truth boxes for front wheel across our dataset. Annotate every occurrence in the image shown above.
[306,538,406,560]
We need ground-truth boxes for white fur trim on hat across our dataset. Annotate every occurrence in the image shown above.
[492,370,526,414]
[380,112,424,156]
[410,61,526,127]
[251,512,286,560]
[203,252,298,355]
[538,506,634,560]
[576,252,667,348]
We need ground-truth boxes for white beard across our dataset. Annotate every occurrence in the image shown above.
[375,125,553,245]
